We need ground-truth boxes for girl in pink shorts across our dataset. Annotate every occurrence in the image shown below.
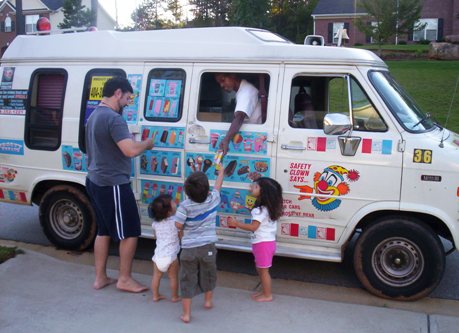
[228,177,283,302]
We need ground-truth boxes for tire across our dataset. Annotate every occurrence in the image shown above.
[39,185,96,251]
[353,217,445,301]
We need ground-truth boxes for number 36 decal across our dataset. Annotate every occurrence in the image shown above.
[413,149,432,164]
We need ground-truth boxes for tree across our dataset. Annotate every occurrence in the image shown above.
[131,0,166,30]
[167,0,183,25]
[58,0,93,29]
[229,0,269,28]
[268,0,318,43]
[188,0,231,27]
[355,0,425,47]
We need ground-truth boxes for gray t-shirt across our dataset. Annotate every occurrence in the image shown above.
[85,106,132,186]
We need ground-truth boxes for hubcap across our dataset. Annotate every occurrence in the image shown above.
[371,237,424,287]
[49,199,83,240]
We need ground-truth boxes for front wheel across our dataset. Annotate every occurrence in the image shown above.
[39,185,96,251]
[353,217,445,301]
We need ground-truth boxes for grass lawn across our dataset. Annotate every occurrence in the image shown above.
[386,60,459,133]
[0,246,19,263]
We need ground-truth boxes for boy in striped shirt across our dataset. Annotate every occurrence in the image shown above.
[175,164,224,323]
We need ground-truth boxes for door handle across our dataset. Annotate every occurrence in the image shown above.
[281,144,306,150]
[189,137,211,144]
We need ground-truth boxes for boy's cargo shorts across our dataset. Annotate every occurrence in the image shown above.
[179,243,217,298]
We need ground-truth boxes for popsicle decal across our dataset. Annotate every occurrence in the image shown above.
[140,126,185,149]
[209,130,268,155]
[185,153,270,183]
[141,180,184,205]
[62,145,88,172]
[145,79,181,119]
[140,150,181,177]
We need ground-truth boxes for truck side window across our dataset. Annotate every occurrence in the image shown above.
[25,69,67,151]
[197,72,269,124]
[143,68,185,122]
[78,69,126,153]
[289,75,387,132]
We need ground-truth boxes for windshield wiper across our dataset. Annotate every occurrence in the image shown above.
[411,113,431,129]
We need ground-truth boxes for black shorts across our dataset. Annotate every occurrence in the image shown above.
[86,178,141,241]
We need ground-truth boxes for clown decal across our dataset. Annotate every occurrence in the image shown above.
[294,165,360,212]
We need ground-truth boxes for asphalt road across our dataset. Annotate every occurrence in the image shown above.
[1,202,459,301]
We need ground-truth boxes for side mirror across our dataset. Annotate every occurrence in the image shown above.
[323,113,352,135]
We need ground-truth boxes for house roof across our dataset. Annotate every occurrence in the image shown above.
[41,0,64,11]
[312,0,366,16]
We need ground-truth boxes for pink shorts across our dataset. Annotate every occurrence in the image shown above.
[252,241,276,268]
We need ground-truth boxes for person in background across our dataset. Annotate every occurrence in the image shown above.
[175,164,225,323]
[214,73,262,156]
[148,194,181,302]
[228,177,283,302]
[85,77,154,293]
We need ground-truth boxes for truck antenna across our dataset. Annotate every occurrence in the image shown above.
[440,73,459,148]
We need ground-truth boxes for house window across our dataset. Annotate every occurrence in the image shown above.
[370,22,379,44]
[25,15,39,33]
[413,19,438,41]
[333,22,345,44]
[5,16,12,32]
[25,69,67,150]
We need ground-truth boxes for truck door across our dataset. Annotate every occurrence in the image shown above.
[276,66,403,257]
[188,64,280,249]
[136,64,192,236]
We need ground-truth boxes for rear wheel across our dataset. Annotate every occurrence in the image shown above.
[353,217,445,301]
[39,185,96,251]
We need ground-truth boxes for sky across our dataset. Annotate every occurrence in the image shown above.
[98,0,192,28]
[98,0,140,28]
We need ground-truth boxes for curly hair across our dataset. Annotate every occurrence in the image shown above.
[253,177,283,221]
[148,194,173,221]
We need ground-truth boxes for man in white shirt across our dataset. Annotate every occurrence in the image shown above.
[214,73,262,155]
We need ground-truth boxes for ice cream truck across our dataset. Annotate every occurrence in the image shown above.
[1,27,458,300]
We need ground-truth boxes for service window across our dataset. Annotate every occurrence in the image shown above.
[197,72,269,124]
[143,68,185,122]
[78,69,126,152]
[25,69,67,151]
[288,75,387,132]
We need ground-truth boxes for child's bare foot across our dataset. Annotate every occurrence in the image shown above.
[180,314,190,323]
[93,277,117,290]
[204,300,213,309]
[153,294,166,302]
[117,278,149,293]
[171,296,181,303]
[253,294,273,302]
[251,291,262,299]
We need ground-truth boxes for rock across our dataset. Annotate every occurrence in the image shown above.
[445,35,459,44]
[429,42,459,60]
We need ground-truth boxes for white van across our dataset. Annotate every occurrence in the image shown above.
[1,27,458,300]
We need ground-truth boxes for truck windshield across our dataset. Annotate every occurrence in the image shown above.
[369,71,435,132]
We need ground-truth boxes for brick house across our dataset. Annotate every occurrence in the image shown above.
[312,0,459,45]
[0,0,116,55]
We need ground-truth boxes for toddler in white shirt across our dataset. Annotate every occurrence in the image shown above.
[148,194,181,302]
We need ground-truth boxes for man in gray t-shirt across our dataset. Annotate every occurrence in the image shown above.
[85,77,154,293]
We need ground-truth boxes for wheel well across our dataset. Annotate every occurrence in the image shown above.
[354,210,454,245]
[31,180,87,205]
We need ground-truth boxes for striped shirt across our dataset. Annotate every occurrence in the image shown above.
[175,189,220,248]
